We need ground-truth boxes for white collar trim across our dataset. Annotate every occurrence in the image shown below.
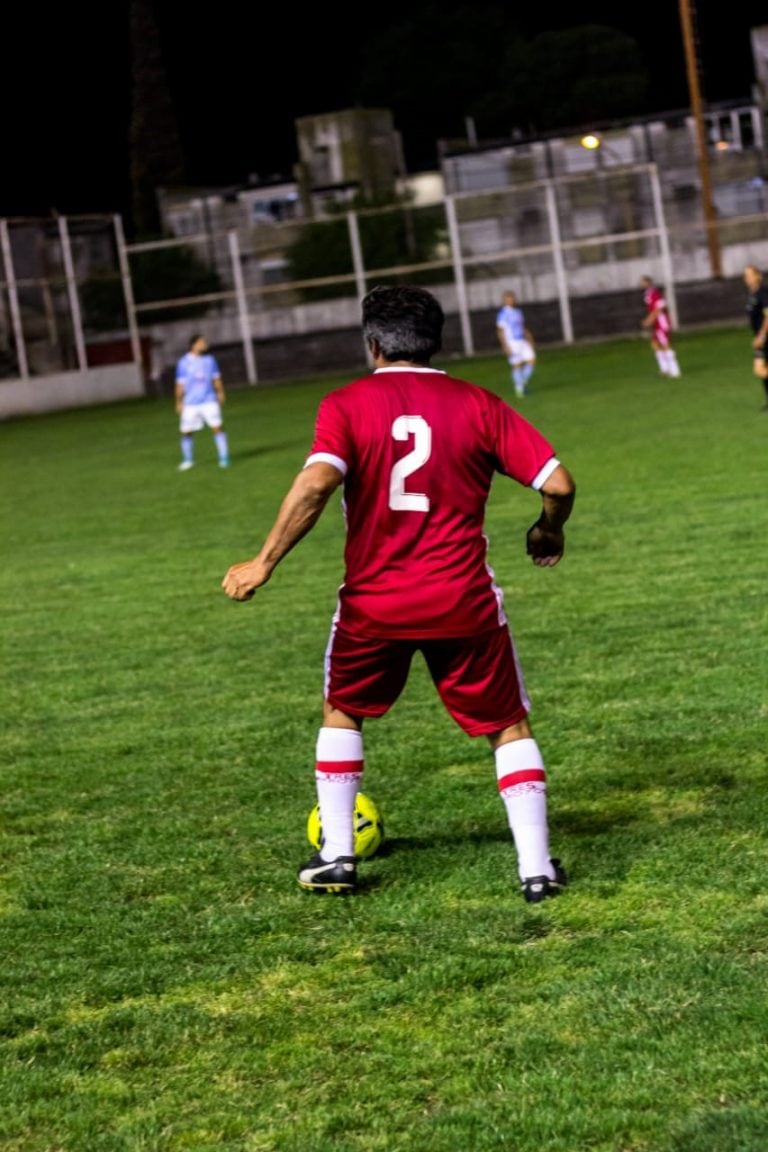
[373,366,446,374]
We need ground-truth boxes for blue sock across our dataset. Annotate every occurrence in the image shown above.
[181,435,194,463]
[215,431,229,463]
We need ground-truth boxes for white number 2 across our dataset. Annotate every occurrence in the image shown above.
[389,415,431,512]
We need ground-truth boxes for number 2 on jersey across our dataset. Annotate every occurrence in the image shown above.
[390,415,431,511]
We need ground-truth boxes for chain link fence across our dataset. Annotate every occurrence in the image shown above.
[2,161,767,403]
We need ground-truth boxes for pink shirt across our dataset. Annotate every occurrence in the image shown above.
[305,367,559,639]
[643,284,671,337]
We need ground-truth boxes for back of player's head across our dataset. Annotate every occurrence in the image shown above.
[362,284,444,363]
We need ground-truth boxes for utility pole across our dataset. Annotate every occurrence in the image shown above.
[678,0,722,277]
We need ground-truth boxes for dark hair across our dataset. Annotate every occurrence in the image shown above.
[362,285,444,363]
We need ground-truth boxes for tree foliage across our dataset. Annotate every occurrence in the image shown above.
[285,196,448,301]
[81,246,222,331]
[357,13,651,161]
[484,26,650,134]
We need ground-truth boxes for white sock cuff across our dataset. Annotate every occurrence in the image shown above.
[494,738,544,780]
[316,727,363,761]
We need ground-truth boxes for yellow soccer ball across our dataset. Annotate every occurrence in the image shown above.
[306,792,385,860]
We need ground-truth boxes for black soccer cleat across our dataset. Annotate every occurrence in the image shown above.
[521,858,567,904]
[297,852,357,893]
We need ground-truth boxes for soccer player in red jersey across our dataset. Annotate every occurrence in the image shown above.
[222,285,576,902]
[640,275,682,378]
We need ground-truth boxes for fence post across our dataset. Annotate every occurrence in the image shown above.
[113,214,145,377]
[544,181,574,344]
[228,229,257,385]
[0,219,29,379]
[648,163,678,329]
[347,211,367,301]
[347,212,373,368]
[444,195,474,356]
[57,217,88,371]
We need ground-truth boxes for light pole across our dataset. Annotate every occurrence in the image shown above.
[678,0,722,278]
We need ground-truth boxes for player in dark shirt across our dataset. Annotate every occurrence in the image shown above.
[743,265,768,410]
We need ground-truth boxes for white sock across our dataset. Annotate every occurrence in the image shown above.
[315,727,363,861]
[666,351,681,377]
[495,738,554,881]
[655,350,666,373]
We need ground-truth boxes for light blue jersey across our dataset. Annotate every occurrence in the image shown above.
[496,304,526,341]
[176,352,221,405]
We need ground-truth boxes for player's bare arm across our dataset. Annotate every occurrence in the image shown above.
[222,461,343,600]
[526,463,576,568]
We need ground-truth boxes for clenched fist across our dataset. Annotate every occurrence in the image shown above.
[222,559,269,601]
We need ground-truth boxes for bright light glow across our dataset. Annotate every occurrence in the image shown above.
[580,133,602,151]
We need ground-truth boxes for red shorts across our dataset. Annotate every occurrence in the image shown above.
[324,622,530,737]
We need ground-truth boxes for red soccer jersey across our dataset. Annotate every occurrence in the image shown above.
[643,284,671,337]
[306,367,558,639]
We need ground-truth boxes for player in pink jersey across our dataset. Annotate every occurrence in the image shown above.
[640,275,682,378]
[222,285,576,902]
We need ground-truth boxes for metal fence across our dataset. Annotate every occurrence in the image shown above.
[129,164,680,386]
[2,161,767,391]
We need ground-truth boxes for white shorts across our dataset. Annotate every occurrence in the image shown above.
[507,338,535,365]
[180,401,223,433]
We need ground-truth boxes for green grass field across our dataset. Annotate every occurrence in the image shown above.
[2,326,767,1151]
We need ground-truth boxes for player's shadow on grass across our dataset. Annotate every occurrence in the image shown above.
[230,439,310,462]
[372,812,659,893]
[373,827,512,858]
[352,830,511,891]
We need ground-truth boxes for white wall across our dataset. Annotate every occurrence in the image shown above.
[0,363,144,421]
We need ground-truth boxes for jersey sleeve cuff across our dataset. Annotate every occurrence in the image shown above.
[530,456,560,490]
[305,451,347,476]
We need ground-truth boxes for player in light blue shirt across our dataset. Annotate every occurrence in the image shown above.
[174,334,230,469]
[496,291,536,398]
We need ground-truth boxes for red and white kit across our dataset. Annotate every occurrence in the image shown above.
[306,366,559,733]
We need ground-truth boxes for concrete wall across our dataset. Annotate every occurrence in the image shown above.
[146,269,759,397]
[0,362,144,421]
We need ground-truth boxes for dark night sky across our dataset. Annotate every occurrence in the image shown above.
[2,1,765,220]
